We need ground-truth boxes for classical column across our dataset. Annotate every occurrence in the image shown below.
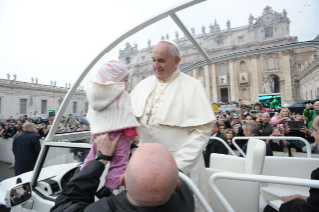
[228,59,236,101]
[211,63,218,102]
[203,65,211,101]
[282,50,294,104]
[249,55,260,102]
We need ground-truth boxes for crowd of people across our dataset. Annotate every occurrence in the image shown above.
[0,114,90,140]
[204,101,319,166]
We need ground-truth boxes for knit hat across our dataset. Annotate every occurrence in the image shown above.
[97,60,129,83]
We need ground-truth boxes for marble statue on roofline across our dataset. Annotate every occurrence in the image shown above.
[31,77,34,83]
[249,14,254,25]
[166,33,169,40]
[226,20,230,30]
[13,74,17,81]
[36,78,38,84]
[191,27,195,35]
[147,39,151,47]
[54,81,57,87]
[201,25,206,34]
[7,73,10,80]
[161,35,164,40]
[175,31,179,40]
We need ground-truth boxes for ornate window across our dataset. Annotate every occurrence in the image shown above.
[265,27,273,37]
[242,88,248,99]
[20,99,27,114]
[217,39,224,45]
[298,63,301,69]
[198,68,204,75]
[41,100,47,114]
[220,63,226,74]
[240,61,245,70]
[126,57,130,64]
[73,102,77,113]
[267,57,275,69]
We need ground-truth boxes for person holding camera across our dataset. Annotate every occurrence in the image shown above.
[266,127,290,152]
[304,101,319,129]
[258,112,273,136]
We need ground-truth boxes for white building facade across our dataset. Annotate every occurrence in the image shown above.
[0,78,88,119]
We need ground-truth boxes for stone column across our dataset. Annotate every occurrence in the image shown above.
[282,50,294,104]
[203,65,211,101]
[228,59,236,101]
[211,63,218,102]
[249,55,260,102]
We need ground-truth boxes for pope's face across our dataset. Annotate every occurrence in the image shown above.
[152,42,181,81]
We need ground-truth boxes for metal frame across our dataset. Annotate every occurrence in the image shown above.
[30,0,207,188]
[170,13,211,63]
[209,136,237,156]
[209,172,319,212]
[179,172,213,212]
[231,136,311,158]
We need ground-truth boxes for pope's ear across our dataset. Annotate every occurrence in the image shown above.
[175,56,181,65]
[119,174,126,186]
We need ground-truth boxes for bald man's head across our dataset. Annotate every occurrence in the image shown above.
[23,122,34,132]
[121,143,179,207]
[262,112,270,124]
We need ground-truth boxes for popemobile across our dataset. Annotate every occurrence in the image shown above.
[1,0,319,212]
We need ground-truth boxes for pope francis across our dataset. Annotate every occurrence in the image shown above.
[130,40,216,211]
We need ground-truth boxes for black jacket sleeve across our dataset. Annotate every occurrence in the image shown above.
[32,135,41,157]
[50,160,105,212]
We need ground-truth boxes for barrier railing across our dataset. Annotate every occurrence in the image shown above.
[232,136,311,158]
[209,137,237,157]
[179,172,213,212]
[209,172,319,212]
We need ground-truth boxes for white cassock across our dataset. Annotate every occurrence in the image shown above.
[131,70,216,212]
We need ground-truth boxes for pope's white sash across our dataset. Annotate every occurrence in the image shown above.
[139,126,189,153]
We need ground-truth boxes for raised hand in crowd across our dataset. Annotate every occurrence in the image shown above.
[300,126,311,136]
[305,103,312,110]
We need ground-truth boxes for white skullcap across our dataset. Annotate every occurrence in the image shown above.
[159,40,179,48]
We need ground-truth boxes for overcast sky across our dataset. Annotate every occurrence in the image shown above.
[0,0,318,91]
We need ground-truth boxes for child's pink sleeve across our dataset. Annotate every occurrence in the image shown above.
[123,128,137,138]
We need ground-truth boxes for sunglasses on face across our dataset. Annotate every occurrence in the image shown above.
[233,118,239,119]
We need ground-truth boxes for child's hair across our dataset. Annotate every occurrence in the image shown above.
[97,60,129,83]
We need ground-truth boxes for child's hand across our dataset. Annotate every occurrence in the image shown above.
[130,136,140,145]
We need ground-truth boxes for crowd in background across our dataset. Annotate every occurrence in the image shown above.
[0,114,90,140]
[204,101,319,167]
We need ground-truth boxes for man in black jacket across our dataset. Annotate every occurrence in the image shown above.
[51,133,194,212]
[12,123,41,176]
[258,112,273,136]
[205,122,228,167]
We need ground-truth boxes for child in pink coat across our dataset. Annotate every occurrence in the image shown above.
[81,61,139,198]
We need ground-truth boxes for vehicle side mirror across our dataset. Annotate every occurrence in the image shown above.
[5,182,32,208]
